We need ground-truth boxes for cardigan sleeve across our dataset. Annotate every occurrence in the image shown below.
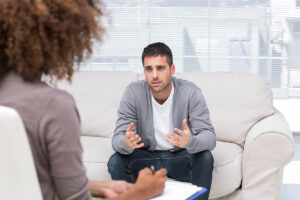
[112,85,136,155]
[185,88,216,154]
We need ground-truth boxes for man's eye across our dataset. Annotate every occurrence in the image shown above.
[158,66,165,70]
[145,67,152,71]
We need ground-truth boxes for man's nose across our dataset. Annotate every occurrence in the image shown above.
[152,69,158,79]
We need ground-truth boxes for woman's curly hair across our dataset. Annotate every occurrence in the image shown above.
[0,0,105,82]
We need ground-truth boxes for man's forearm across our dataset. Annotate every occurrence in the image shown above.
[185,130,216,153]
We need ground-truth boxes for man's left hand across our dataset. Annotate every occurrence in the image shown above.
[166,119,191,148]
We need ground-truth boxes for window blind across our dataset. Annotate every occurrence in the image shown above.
[80,0,300,99]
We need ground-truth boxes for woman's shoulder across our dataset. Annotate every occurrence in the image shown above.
[39,84,76,111]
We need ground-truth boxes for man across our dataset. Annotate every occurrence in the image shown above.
[108,42,216,200]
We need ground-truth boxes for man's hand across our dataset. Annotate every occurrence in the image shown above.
[166,119,191,148]
[125,122,144,149]
[135,168,167,199]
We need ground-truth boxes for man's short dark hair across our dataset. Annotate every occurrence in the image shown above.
[142,42,173,67]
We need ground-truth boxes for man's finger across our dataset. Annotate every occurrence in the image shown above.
[173,128,184,136]
[166,133,173,141]
[125,132,133,138]
[171,133,179,141]
[166,133,179,142]
[134,143,144,149]
[131,136,141,144]
[125,132,135,143]
[166,137,177,146]
[127,122,134,133]
[183,119,189,131]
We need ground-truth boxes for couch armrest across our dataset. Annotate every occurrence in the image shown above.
[242,109,294,200]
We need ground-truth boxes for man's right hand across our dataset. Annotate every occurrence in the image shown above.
[125,122,144,149]
[135,168,167,199]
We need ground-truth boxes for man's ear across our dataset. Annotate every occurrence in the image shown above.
[171,64,175,75]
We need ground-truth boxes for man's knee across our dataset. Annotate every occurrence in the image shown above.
[107,153,125,173]
[202,151,214,164]
[194,150,214,167]
[107,153,136,182]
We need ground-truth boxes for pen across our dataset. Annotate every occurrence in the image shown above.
[150,165,155,174]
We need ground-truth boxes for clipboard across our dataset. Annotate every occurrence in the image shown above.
[150,179,207,200]
[186,187,207,200]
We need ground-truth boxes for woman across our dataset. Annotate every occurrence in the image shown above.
[0,0,166,199]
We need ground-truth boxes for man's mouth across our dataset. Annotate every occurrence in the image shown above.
[152,81,161,87]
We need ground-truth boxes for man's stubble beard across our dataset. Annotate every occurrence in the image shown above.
[150,80,171,95]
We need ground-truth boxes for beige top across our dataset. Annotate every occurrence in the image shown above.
[0,73,91,200]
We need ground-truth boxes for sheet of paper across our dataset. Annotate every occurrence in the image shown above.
[150,179,205,200]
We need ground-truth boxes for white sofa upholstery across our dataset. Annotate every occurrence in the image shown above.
[54,71,295,200]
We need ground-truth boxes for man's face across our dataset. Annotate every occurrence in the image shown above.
[143,55,175,95]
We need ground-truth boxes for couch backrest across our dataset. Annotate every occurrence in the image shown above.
[175,72,274,146]
[57,71,274,146]
[55,71,137,137]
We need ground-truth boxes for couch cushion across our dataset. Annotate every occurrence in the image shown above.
[210,141,243,199]
[175,72,274,146]
[55,71,137,137]
[81,136,114,181]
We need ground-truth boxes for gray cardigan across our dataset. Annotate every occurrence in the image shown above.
[112,76,216,155]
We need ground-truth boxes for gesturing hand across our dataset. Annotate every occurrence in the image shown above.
[166,119,191,148]
[125,122,144,149]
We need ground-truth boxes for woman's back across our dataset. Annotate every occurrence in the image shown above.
[0,72,91,200]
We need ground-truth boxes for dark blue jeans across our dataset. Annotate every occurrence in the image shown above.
[107,149,214,200]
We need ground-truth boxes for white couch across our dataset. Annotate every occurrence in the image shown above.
[54,71,294,200]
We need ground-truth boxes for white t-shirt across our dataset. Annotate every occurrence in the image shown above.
[152,84,174,150]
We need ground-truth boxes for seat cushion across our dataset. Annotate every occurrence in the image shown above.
[210,141,243,199]
[81,136,114,181]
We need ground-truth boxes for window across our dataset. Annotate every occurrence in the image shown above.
[81,0,300,99]
[296,0,300,7]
